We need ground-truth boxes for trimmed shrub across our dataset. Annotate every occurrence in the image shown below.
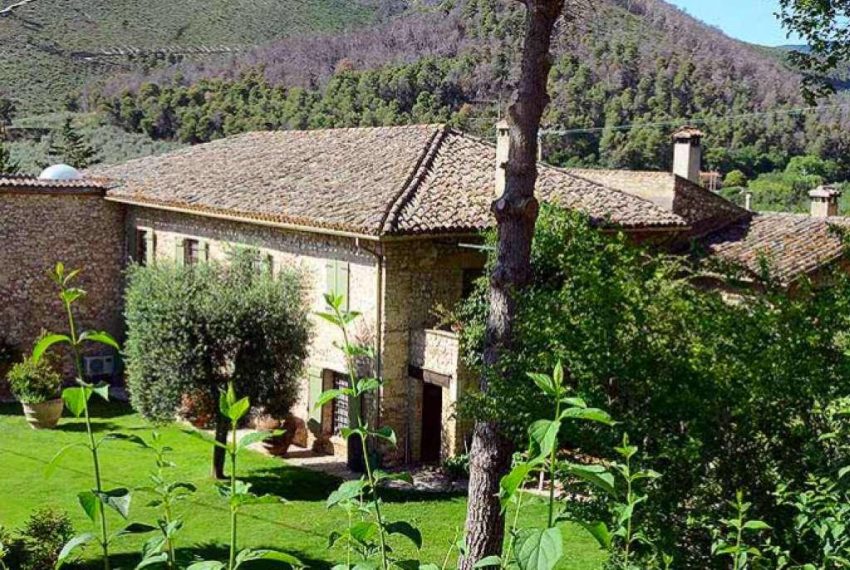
[6,355,62,404]
[15,508,74,570]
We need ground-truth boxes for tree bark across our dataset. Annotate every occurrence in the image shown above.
[460,1,566,568]
[213,418,228,479]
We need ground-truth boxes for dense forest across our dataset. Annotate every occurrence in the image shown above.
[87,0,850,183]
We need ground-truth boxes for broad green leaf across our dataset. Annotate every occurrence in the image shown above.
[316,311,343,326]
[386,521,423,549]
[315,389,346,409]
[92,382,111,402]
[349,521,379,545]
[578,521,612,549]
[236,548,303,569]
[137,553,169,569]
[187,562,226,570]
[78,330,120,350]
[355,378,381,395]
[419,564,441,570]
[327,479,367,509]
[78,490,102,523]
[239,430,281,449]
[62,386,91,417]
[528,419,561,461]
[32,333,72,363]
[374,426,397,447]
[742,520,772,531]
[552,361,564,392]
[500,463,535,506]
[559,407,614,426]
[474,556,503,568]
[514,527,564,570]
[46,442,87,478]
[560,397,586,408]
[60,287,85,306]
[222,394,250,422]
[565,464,617,497]
[97,487,132,519]
[527,373,556,397]
[56,533,96,569]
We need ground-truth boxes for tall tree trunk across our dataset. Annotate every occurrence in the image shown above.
[213,417,228,479]
[460,1,566,568]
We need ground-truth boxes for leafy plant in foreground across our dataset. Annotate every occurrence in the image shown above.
[15,507,75,570]
[131,432,197,569]
[479,361,614,570]
[34,263,152,570]
[187,382,302,570]
[317,292,423,570]
[710,491,773,570]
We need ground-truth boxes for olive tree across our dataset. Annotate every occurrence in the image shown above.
[124,249,311,478]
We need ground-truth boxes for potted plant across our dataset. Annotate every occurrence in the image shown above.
[7,355,63,429]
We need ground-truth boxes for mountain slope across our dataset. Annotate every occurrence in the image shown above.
[0,0,375,113]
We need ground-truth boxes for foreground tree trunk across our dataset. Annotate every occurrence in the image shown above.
[460,1,568,568]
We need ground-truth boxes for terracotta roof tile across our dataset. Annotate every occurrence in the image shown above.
[94,125,687,236]
[0,175,106,191]
[700,213,850,284]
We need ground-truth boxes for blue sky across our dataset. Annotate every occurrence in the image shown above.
[667,0,803,46]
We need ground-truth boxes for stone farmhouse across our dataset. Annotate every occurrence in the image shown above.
[2,123,848,465]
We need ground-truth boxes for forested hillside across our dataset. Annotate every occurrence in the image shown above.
[90,0,850,179]
[0,0,376,113]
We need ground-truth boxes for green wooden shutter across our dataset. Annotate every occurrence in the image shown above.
[128,229,138,263]
[307,367,324,425]
[200,240,211,263]
[325,260,336,305]
[146,232,156,266]
[265,254,275,276]
[174,238,185,267]
[337,261,350,312]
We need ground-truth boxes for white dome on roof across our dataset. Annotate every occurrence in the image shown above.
[39,164,83,181]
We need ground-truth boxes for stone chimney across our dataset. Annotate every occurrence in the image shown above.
[809,185,842,217]
[495,119,510,198]
[672,126,703,184]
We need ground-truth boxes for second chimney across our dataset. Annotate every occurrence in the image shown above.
[809,185,842,218]
[672,127,703,184]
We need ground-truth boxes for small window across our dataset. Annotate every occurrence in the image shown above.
[135,229,149,266]
[462,268,485,299]
[331,373,350,436]
[184,239,200,266]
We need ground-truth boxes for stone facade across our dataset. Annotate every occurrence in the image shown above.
[125,205,485,463]
[0,188,125,383]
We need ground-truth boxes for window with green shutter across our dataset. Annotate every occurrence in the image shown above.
[325,259,350,311]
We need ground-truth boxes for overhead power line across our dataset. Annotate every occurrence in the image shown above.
[540,102,850,136]
[466,102,850,136]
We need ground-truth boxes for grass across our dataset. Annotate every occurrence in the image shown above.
[0,402,607,570]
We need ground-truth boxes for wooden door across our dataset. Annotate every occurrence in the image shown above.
[420,382,443,463]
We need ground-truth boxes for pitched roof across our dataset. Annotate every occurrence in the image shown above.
[94,125,687,237]
[567,168,749,237]
[700,213,850,284]
[0,175,105,194]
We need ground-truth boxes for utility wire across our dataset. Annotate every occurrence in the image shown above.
[463,101,850,136]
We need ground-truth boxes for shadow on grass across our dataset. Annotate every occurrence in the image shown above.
[81,544,334,570]
[243,465,341,501]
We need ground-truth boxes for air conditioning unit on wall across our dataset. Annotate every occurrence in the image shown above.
[84,355,115,378]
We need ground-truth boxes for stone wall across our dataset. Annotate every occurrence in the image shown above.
[125,205,486,464]
[380,239,485,463]
[127,206,381,451]
[0,189,125,382]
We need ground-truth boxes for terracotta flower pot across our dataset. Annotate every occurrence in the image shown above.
[22,398,64,429]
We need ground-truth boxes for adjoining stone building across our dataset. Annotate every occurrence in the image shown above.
[2,124,848,464]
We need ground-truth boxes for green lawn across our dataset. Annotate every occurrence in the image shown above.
[0,403,606,569]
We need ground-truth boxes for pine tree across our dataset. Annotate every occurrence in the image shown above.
[0,140,18,175]
[49,118,101,169]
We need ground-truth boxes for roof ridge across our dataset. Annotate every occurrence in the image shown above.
[378,125,448,235]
